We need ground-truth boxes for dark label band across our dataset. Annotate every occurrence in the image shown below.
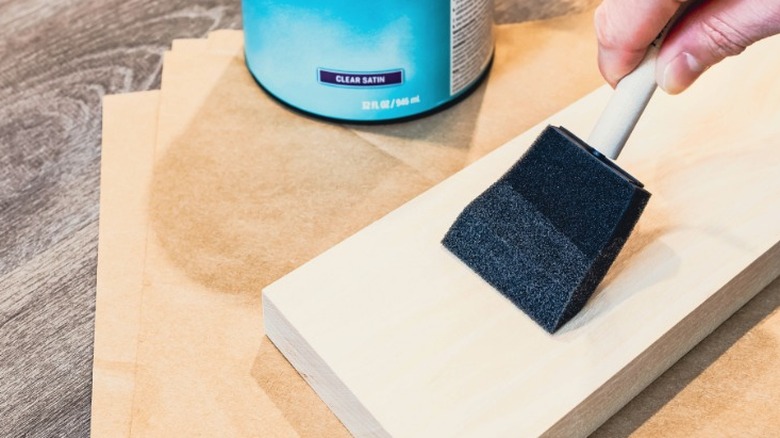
[318,69,403,87]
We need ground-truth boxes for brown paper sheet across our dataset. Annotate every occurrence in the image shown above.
[92,8,779,437]
[133,54,428,438]
[347,13,601,182]
[92,90,160,436]
[170,38,209,53]
[620,292,780,437]
[207,29,245,56]
[128,12,602,437]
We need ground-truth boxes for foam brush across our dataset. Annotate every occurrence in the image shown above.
[442,12,686,333]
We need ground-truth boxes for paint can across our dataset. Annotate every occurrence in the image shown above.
[242,0,494,122]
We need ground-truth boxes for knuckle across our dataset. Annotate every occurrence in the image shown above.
[699,15,752,59]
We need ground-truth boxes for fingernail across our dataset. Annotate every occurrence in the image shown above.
[660,52,705,94]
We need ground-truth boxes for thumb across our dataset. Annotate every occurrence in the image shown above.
[657,0,780,94]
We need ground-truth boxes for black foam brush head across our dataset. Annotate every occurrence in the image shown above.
[442,125,650,333]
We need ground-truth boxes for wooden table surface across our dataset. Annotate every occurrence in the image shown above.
[1,1,777,436]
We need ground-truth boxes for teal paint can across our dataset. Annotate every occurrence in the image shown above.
[242,0,494,122]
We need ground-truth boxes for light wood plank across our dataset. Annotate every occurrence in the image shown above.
[264,35,780,437]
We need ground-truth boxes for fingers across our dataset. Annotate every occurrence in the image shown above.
[595,0,686,86]
[656,0,780,93]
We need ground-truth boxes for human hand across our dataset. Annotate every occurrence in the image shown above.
[594,0,780,94]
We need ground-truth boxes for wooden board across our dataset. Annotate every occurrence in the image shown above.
[264,36,780,437]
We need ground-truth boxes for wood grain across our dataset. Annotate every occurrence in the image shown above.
[264,34,780,437]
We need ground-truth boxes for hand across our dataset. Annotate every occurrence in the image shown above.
[594,0,780,94]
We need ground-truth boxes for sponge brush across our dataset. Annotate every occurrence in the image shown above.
[442,126,650,332]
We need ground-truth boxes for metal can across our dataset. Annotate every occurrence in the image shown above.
[242,0,494,122]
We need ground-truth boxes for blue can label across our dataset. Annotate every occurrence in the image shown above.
[243,0,494,121]
[318,69,404,88]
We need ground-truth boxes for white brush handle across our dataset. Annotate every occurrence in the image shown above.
[587,44,660,160]
[586,2,692,160]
